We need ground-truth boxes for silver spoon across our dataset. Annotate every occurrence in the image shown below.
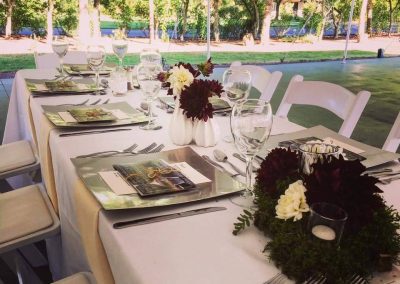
[213,149,246,176]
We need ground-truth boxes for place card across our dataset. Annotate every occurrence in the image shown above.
[99,171,136,195]
[58,108,130,123]
[171,162,211,184]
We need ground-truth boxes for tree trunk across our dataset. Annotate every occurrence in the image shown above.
[149,0,155,43]
[388,0,393,36]
[252,0,259,38]
[260,0,273,44]
[92,0,101,39]
[155,19,159,40]
[180,0,189,41]
[213,0,220,42]
[358,0,368,42]
[78,0,91,43]
[366,0,372,36]
[318,0,326,41]
[275,0,281,20]
[5,1,13,38]
[47,0,54,43]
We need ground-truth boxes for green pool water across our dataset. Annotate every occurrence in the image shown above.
[215,58,400,151]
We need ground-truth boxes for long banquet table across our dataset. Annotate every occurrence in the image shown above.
[4,69,400,284]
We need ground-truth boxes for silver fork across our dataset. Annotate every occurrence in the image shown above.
[264,273,287,284]
[57,99,89,106]
[75,143,138,158]
[136,142,157,154]
[347,274,367,284]
[149,144,165,153]
[102,98,110,104]
[304,274,326,284]
[89,98,101,105]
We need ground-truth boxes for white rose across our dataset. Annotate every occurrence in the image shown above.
[167,65,194,96]
[275,180,309,221]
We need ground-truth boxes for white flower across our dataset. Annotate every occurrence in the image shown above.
[275,180,310,221]
[167,65,194,96]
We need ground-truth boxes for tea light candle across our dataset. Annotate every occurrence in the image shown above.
[311,225,336,241]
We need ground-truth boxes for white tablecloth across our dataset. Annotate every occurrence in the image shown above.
[4,69,400,283]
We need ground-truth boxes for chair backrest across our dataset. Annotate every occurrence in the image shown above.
[276,75,371,138]
[383,112,400,152]
[34,51,88,69]
[229,62,282,102]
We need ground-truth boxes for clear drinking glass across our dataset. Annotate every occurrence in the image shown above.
[140,48,162,64]
[52,38,69,75]
[222,68,252,142]
[308,202,348,246]
[87,45,106,90]
[137,62,163,130]
[230,99,273,208]
[112,39,128,70]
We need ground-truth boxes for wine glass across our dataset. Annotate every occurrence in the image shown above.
[87,45,106,90]
[112,39,128,70]
[52,38,69,75]
[222,68,252,142]
[230,99,273,208]
[137,62,163,130]
[140,48,161,64]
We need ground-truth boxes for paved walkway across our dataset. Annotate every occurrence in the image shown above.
[1,36,400,55]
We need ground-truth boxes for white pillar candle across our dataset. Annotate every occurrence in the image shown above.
[311,225,336,241]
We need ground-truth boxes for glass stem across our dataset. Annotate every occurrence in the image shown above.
[147,100,153,127]
[95,71,100,89]
[244,155,254,197]
[119,58,123,69]
[60,57,64,75]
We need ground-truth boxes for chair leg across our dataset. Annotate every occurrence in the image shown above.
[14,250,43,284]
[0,252,18,283]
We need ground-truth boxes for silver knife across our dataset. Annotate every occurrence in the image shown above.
[59,128,132,137]
[113,206,227,229]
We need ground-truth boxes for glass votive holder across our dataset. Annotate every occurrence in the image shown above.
[298,142,340,174]
[110,70,128,96]
[308,202,348,245]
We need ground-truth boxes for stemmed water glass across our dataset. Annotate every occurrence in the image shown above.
[230,99,273,208]
[140,48,161,64]
[87,45,106,90]
[52,38,69,75]
[222,68,252,142]
[112,39,128,70]
[137,62,163,130]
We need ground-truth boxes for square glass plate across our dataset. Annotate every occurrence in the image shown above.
[42,102,148,128]
[71,147,244,210]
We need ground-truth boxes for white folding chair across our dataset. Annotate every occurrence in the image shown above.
[276,75,371,138]
[383,112,400,152]
[0,184,60,254]
[34,51,88,69]
[0,140,40,180]
[229,61,282,102]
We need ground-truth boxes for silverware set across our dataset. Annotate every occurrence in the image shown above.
[75,142,165,158]
[59,128,132,137]
[56,98,110,106]
[264,273,368,284]
[364,167,400,184]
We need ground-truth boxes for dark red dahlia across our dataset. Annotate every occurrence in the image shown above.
[179,79,218,121]
[304,156,384,233]
[256,148,301,199]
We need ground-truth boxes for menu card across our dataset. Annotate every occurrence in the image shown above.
[113,160,196,197]
[26,78,101,95]
[68,108,117,123]
[159,96,231,112]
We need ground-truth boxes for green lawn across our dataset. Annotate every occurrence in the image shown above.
[0,50,376,73]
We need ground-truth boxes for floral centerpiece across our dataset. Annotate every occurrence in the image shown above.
[158,59,224,147]
[233,147,400,283]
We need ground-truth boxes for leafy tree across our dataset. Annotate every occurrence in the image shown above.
[103,0,135,30]
[213,0,221,42]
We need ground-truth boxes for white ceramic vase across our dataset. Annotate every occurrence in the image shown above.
[169,99,193,145]
[193,118,220,147]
